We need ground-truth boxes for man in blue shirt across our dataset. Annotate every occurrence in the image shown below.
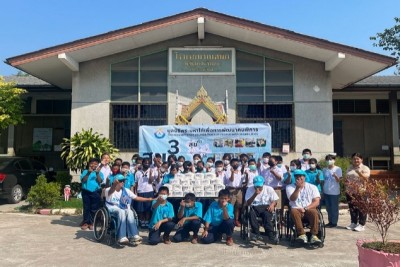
[173,193,203,244]
[80,158,104,230]
[201,189,235,246]
[148,186,176,245]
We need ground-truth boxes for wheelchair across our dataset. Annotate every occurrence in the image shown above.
[93,202,139,247]
[240,205,281,245]
[285,207,325,248]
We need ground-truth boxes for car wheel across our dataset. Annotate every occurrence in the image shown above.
[8,185,23,204]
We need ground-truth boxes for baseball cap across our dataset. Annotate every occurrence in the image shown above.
[253,175,264,187]
[293,169,307,177]
[116,174,126,181]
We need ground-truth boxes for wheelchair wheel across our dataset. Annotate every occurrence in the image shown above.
[272,211,280,245]
[317,210,326,247]
[240,207,250,242]
[93,207,109,242]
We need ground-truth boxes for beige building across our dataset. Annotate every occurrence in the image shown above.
[3,8,398,169]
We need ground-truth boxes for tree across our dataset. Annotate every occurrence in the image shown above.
[370,17,400,75]
[61,128,119,172]
[0,76,27,130]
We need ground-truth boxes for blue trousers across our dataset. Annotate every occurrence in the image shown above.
[148,221,176,245]
[201,219,235,244]
[108,206,139,240]
[324,194,340,225]
[82,189,100,225]
[173,220,201,242]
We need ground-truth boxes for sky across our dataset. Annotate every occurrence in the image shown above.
[1,0,399,76]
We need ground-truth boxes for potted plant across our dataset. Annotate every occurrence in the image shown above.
[346,178,400,266]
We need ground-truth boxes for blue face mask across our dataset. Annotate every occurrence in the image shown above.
[277,164,282,168]
[249,165,257,171]
[131,159,136,164]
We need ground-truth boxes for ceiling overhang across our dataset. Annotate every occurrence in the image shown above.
[6,8,397,89]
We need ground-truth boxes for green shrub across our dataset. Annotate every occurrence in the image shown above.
[27,175,61,209]
[70,182,82,196]
[55,172,72,194]
[319,156,351,203]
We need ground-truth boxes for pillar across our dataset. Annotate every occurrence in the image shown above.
[389,91,400,168]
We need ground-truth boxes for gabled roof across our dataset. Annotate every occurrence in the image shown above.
[6,8,397,89]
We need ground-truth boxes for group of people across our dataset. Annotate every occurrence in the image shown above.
[78,149,370,246]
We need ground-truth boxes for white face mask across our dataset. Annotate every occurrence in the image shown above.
[177,161,183,167]
[303,154,311,160]
[194,159,200,164]
[224,160,230,165]
[160,194,168,200]
[310,164,316,169]
[290,166,297,171]
[328,160,335,166]
[160,167,166,173]
[216,167,223,172]
[263,157,269,164]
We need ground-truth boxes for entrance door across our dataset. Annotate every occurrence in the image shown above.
[333,120,343,157]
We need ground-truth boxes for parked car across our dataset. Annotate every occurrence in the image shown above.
[0,157,48,204]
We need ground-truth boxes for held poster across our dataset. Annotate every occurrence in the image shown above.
[139,124,271,160]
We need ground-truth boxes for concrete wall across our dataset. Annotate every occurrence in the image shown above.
[71,33,333,163]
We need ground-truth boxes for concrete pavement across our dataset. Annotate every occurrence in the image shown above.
[0,210,399,267]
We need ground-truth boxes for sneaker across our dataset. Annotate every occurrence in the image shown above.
[88,224,94,230]
[133,235,143,242]
[118,237,129,245]
[324,223,332,227]
[268,233,279,245]
[81,223,88,230]
[226,236,234,246]
[346,223,357,230]
[310,235,322,244]
[296,234,308,243]
[234,220,241,227]
[251,234,263,242]
[163,236,171,245]
[191,236,198,244]
[353,224,365,232]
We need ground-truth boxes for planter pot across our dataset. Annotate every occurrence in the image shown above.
[357,240,400,267]
[38,209,52,215]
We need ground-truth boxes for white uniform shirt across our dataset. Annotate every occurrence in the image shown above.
[135,169,154,193]
[244,170,258,187]
[286,182,320,209]
[100,165,111,184]
[245,185,279,206]
[263,166,283,188]
[224,170,243,188]
[323,166,342,195]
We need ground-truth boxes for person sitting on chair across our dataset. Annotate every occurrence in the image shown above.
[245,175,279,244]
[286,170,321,244]
[105,174,153,246]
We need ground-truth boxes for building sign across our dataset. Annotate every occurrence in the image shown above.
[139,123,271,160]
[169,48,235,75]
[32,128,52,152]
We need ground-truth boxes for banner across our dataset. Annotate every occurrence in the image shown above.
[139,124,271,161]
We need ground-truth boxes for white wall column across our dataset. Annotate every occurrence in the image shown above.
[389,91,400,168]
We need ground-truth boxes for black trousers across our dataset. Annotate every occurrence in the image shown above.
[346,193,367,226]
[248,205,274,235]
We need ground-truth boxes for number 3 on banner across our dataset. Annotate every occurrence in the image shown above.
[168,140,180,154]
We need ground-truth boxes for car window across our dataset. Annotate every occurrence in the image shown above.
[15,160,32,171]
[0,158,12,170]
[32,160,47,172]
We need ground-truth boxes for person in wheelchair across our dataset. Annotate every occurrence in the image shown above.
[244,175,279,244]
[286,170,321,244]
[105,174,153,246]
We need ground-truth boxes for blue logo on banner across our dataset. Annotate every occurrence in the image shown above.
[154,128,166,139]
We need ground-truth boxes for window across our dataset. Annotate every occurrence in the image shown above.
[36,100,71,114]
[111,51,168,150]
[237,104,293,149]
[112,104,167,151]
[376,99,389,114]
[332,100,371,113]
[236,51,294,149]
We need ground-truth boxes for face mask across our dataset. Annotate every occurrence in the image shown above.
[142,164,150,169]
[160,194,168,200]
[310,164,316,169]
[194,159,200,164]
[232,165,239,170]
[206,162,214,168]
[303,154,310,160]
[263,157,269,164]
[216,167,223,172]
[160,167,166,173]
[290,166,296,172]
[249,165,257,171]
[185,203,192,208]
[197,167,204,172]
[224,160,230,165]
[268,160,275,167]
[131,159,136,164]
[137,164,142,170]
[177,161,183,167]
[328,160,335,166]
[277,164,282,168]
